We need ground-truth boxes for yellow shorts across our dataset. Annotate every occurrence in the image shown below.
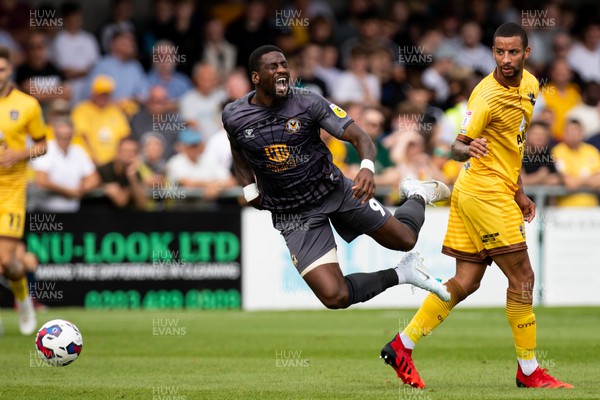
[0,207,25,239]
[442,187,527,265]
[0,177,26,239]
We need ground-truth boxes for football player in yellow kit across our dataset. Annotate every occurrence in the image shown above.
[381,23,573,389]
[0,46,47,335]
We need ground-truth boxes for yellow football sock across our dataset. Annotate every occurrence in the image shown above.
[506,288,536,360]
[403,278,468,344]
[9,276,29,302]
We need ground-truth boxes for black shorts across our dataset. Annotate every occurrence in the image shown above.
[271,177,392,274]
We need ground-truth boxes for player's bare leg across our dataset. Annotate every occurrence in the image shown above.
[382,260,486,387]
[303,263,349,309]
[0,238,36,335]
[493,250,573,388]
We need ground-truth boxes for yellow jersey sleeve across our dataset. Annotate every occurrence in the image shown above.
[457,94,491,144]
[27,99,46,141]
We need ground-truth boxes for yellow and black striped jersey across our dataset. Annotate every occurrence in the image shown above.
[455,69,539,195]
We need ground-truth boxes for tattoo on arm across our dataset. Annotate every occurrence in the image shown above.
[451,141,470,162]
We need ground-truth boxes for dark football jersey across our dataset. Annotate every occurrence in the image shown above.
[223,88,353,211]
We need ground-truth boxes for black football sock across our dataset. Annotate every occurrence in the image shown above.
[394,195,426,237]
[344,269,399,307]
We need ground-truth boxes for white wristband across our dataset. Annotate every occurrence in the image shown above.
[360,159,375,173]
[243,183,260,202]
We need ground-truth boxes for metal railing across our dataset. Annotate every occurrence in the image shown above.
[27,184,599,209]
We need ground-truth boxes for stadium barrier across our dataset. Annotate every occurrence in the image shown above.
[242,205,600,309]
[1,210,242,309]
[27,185,600,210]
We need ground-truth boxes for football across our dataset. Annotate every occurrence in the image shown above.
[35,319,83,367]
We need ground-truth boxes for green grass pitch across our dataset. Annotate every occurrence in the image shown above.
[0,307,598,399]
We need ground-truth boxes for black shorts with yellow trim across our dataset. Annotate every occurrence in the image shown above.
[442,187,527,265]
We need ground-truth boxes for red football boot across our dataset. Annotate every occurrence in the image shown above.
[516,365,574,388]
[381,334,425,389]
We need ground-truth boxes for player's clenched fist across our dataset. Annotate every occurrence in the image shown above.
[352,168,375,204]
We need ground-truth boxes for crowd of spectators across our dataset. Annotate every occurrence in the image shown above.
[1,0,599,210]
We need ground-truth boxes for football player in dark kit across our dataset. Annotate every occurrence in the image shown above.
[223,45,449,313]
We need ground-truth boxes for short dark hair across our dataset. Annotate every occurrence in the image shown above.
[350,45,369,58]
[493,22,528,48]
[0,46,10,63]
[61,1,81,17]
[248,45,283,73]
[119,136,139,149]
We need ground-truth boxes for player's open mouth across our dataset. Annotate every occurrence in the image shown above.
[502,67,513,73]
[275,76,289,94]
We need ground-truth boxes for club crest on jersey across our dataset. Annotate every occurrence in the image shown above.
[528,92,536,105]
[9,110,19,121]
[285,118,301,133]
[329,103,347,118]
[244,128,255,138]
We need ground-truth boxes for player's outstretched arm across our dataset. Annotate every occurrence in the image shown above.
[340,123,376,203]
[451,137,488,162]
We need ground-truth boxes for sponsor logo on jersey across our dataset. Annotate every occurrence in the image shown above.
[329,103,347,118]
[9,110,19,121]
[264,144,290,163]
[461,110,472,128]
[285,118,301,133]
